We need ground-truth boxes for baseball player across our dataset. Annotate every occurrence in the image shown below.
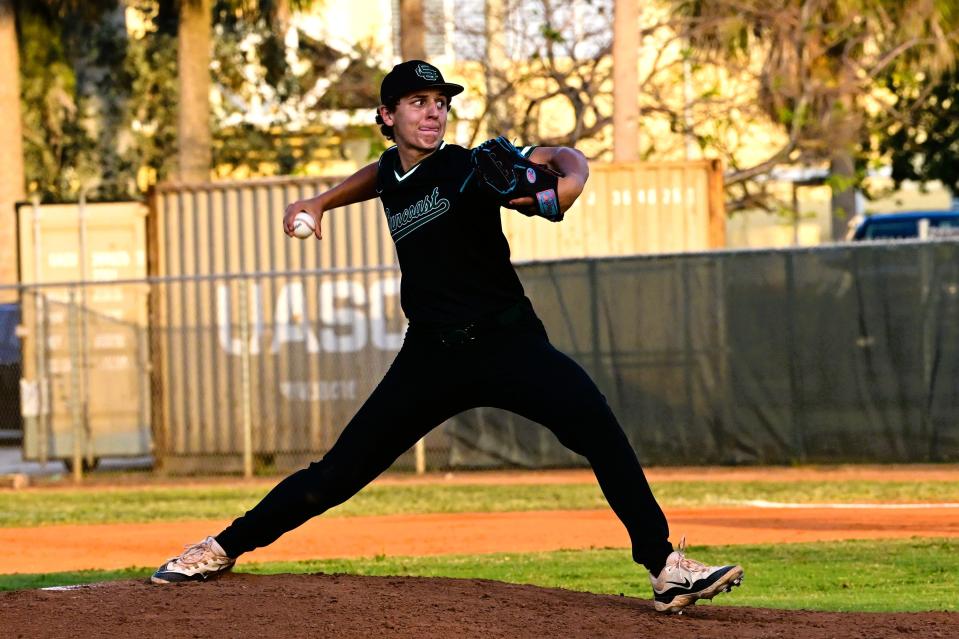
[152,60,743,614]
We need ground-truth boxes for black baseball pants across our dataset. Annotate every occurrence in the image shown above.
[216,318,673,574]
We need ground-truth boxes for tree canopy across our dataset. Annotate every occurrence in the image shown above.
[667,0,959,213]
[870,67,959,196]
[17,0,387,201]
[13,0,959,210]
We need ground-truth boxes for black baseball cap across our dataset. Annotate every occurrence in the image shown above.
[380,60,464,105]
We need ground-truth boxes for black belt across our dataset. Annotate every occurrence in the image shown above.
[410,302,534,347]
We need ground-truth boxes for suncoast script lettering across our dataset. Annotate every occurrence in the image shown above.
[386,187,450,241]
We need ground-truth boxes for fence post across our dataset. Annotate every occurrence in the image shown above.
[919,242,933,450]
[707,159,726,248]
[784,251,806,462]
[68,288,83,483]
[415,438,426,475]
[30,196,50,467]
[239,279,254,479]
[78,190,93,470]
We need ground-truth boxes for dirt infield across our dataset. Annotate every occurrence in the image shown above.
[3,573,956,639]
[22,464,959,490]
[3,467,959,636]
[3,465,959,573]
[2,504,958,574]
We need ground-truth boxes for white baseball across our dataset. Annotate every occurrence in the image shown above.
[291,211,316,239]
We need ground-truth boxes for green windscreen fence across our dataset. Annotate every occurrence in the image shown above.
[446,240,959,466]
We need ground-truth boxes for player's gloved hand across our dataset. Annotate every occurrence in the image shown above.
[463,136,566,222]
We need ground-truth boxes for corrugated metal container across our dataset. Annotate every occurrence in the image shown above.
[503,160,725,260]
[150,179,407,472]
[149,160,723,471]
[17,201,151,464]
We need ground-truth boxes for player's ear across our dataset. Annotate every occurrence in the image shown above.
[378,105,395,126]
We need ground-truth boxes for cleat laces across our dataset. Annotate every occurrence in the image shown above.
[673,536,708,574]
[175,538,218,567]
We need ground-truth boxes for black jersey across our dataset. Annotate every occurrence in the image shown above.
[376,141,535,326]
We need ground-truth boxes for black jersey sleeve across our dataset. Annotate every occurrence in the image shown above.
[375,146,399,195]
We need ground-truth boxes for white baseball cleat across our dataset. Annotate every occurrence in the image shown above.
[649,536,743,614]
[151,536,236,584]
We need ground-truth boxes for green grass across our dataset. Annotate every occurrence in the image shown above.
[2,539,957,612]
[1,480,957,527]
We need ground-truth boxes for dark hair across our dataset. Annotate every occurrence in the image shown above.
[375,100,398,141]
[374,97,454,141]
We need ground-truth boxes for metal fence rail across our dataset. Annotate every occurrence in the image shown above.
[5,239,958,479]
[13,282,151,481]
[449,240,959,467]
[6,266,420,478]
[153,267,410,475]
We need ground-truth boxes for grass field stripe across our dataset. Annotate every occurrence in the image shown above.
[740,500,959,509]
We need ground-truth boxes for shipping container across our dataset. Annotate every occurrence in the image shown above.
[149,161,722,472]
[150,179,406,472]
[16,201,151,468]
[503,160,725,260]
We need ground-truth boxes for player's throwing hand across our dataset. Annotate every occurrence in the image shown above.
[283,200,323,239]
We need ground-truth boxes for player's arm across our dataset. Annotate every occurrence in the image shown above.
[506,147,589,215]
[283,161,379,239]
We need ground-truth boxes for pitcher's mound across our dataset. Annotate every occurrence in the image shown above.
[2,573,954,638]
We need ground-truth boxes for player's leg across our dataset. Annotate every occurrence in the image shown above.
[480,330,742,612]
[152,341,465,583]
[481,330,671,570]
[215,347,462,556]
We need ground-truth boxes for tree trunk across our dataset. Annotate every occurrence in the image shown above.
[829,150,858,240]
[613,0,638,161]
[484,0,509,137]
[829,87,859,240]
[828,66,862,240]
[399,0,426,60]
[0,0,25,298]
[177,0,212,183]
[273,0,292,36]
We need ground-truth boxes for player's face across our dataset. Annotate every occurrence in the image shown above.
[380,90,449,153]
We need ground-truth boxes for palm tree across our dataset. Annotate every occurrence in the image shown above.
[176,0,320,182]
[399,0,426,60]
[612,0,638,161]
[177,0,213,182]
[0,0,118,294]
[483,0,509,137]
[0,0,24,299]
[673,0,958,236]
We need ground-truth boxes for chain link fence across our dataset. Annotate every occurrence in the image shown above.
[6,266,433,478]
[4,240,958,479]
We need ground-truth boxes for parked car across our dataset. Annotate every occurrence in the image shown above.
[0,303,22,444]
[847,210,959,241]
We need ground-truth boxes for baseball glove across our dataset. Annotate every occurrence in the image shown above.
[464,136,565,222]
